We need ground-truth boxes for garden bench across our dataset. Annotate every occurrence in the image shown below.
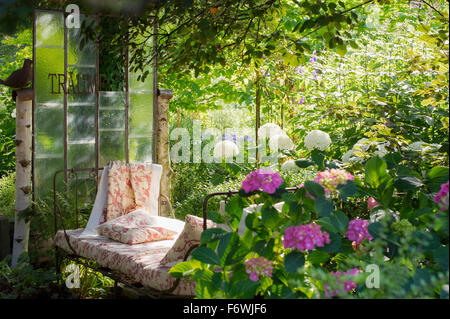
[53,165,206,298]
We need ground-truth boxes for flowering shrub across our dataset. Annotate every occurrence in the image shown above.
[283,223,330,251]
[241,168,283,194]
[245,257,274,282]
[313,169,354,194]
[304,130,331,152]
[345,219,373,245]
[169,155,449,299]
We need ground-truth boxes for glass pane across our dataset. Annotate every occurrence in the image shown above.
[68,143,96,168]
[67,105,95,142]
[129,36,152,92]
[100,110,125,129]
[129,137,152,163]
[35,106,64,155]
[34,157,64,200]
[129,93,153,137]
[67,15,96,66]
[99,131,125,167]
[35,48,64,105]
[99,91,126,108]
[66,66,97,95]
[36,11,64,48]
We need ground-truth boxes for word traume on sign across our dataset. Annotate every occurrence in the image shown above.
[48,72,107,94]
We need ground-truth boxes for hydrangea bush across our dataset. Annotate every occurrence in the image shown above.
[170,138,449,299]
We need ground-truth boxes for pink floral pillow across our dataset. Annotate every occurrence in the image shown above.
[96,210,178,245]
[104,161,136,222]
[160,214,216,264]
[129,163,153,211]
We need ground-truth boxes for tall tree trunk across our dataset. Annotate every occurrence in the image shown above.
[156,89,173,217]
[12,88,33,267]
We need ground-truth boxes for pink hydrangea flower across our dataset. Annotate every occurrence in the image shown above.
[241,169,283,194]
[367,197,381,211]
[434,181,449,212]
[314,169,354,193]
[244,257,274,282]
[283,222,330,252]
[345,219,373,245]
[324,268,361,298]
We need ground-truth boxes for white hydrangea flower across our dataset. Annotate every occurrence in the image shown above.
[213,140,239,159]
[258,123,284,139]
[269,133,294,151]
[303,130,331,151]
[281,159,300,172]
[11,108,16,118]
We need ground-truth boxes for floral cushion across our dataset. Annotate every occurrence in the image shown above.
[96,210,179,245]
[160,214,216,265]
[104,161,136,222]
[129,163,153,211]
[54,228,195,296]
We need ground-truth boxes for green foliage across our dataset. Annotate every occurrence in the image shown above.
[171,152,449,298]
[0,254,76,299]
[0,28,32,176]
[0,172,15,218]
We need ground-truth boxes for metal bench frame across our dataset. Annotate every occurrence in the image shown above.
[53,166,198,299]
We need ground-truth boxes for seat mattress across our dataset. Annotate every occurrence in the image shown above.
[54,229,195,296]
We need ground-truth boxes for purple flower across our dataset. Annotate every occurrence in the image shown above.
[283,222,330,252]
[245,257,274,282]
[309,51,317,63]
[434,181,449,212]
[312,69,318,79]
[295,66,304,74]
[298,97,305,105]
[324,268,361,298]
[345,219,373,245]
[241,169,283,194]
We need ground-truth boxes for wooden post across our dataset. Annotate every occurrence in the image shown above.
[156,89,173,217]
[0,216,11,261]
[11,88,33,267]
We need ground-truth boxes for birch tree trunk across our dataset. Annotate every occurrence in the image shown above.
[11,88,33,267]
[156,89,173,217]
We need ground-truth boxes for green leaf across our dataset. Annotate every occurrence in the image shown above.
[365,156,389,189]
[394,176,423,192]
[317,217,338,233]
[200,228,228,245]
[330,211,349,235]
[315,196,333,218]
[308,250,330,266]
[168,260,201,278]
[261,206,279,229]
[336,44,347,56]
[337,180,356,201]
[304,181,325,198]
[284,251,305,274]
[295,159,314,168]
[318,232,342,253]
[311,150,325,169]
[211,173,225,186]
[191,247,221,265]
[368,222,383,240]
[229,280,260,298]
